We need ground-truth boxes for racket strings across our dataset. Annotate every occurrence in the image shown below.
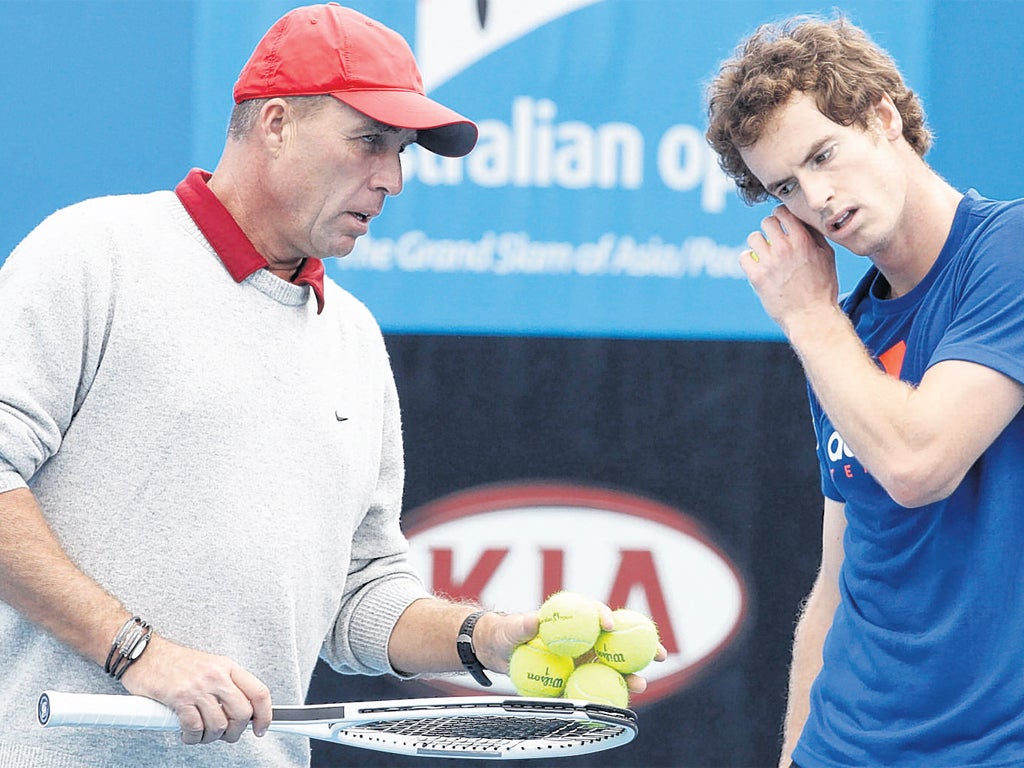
[351,715,625,745]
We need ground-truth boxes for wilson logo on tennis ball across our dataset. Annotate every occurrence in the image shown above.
[525,670,567,689]
[403,482,749,705]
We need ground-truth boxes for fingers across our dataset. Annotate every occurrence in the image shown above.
[743,204,802,262]
[176,695,228,745]
[120,636,271,746]
[231,666,273,738]
[177,690,265,745]
[182,670,269,745]
[621,642,668,695]
[194,695,230,744]
[217,689,255,744]
[499,610,541,647]
[177,689,258,745]
[624,673,648,695]
[176,703,207,746]
[740,208,818,272]
[761,205,834,254]
[769,203,797,231]
[743,228,771,272]
[514,611,540,644]
[477,611,539,674]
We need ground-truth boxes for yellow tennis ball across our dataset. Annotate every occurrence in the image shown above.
[592,608,660,674]
[508,637,575,697]
[563,662,629,709]
[537,591,601,658]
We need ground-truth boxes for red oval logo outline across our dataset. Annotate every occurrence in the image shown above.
[403,481,750,706]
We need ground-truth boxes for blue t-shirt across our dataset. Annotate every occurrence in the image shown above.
[795,191,1024,768]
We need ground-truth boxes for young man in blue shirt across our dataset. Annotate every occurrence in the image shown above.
[707,15,1024,768]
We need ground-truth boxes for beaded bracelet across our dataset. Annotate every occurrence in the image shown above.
[104,616,153,680]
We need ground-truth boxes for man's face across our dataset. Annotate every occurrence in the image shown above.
[739,91,907,258]
[270,98,417,262]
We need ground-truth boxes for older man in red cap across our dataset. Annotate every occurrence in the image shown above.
[0,6,624,767]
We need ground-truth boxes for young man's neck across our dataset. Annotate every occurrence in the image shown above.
[873,170,962,298]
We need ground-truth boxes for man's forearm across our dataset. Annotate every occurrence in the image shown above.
[779,581,838,766]
[388,598,539,678]
[785,305,916,473]
[0,487,128,667]
[387,598,476,674]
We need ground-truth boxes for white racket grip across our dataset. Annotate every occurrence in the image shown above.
[39,691,180,730]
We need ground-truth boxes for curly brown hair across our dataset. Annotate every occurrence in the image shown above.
[705,15,932,205]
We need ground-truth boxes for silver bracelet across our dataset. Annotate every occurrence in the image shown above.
[104,616,153,680]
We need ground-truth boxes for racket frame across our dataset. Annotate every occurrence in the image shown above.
[38,691,638,759]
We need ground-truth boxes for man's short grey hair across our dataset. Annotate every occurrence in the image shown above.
[227,95,336,140]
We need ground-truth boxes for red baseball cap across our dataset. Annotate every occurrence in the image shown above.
[233,3,478,157]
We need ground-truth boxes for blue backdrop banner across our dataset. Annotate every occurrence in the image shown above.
[3,0,1021,340]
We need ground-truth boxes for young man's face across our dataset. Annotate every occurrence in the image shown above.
[739,91,908,258]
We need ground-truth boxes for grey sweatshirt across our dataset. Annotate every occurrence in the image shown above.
[0,190,430,767]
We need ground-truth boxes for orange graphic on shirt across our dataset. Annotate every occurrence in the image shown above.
[878,340,907,379]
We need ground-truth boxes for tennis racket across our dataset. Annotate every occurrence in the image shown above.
[38,691,637,759]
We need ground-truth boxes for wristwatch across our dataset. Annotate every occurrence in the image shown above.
[456,610,493,686]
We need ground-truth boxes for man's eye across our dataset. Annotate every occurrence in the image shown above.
[777,181,796,198]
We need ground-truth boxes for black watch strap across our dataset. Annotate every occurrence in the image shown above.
[456,610,492,687]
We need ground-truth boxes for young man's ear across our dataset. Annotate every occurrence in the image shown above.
[872,94,904,142]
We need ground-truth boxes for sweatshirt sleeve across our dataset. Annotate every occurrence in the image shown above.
[319,323,431,677]
[0,203,115,493]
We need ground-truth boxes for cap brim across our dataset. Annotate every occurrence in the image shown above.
[333,90,478,158]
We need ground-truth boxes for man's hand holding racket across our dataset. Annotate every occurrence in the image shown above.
[45,598,665,757]
[119,634,272,745]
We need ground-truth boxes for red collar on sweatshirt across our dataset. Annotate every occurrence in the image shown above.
[174,168,326,314]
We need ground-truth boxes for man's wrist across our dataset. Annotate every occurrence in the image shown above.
[104,615,154,680]
[456,610,492,687]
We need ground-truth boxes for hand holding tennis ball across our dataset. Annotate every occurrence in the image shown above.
[563,662,630,709]
[513,593,663,709]
[592,608,660,674]
[537,591,602,658]
[508,637,575,697]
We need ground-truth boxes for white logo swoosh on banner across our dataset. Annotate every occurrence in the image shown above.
[416,0,603,91]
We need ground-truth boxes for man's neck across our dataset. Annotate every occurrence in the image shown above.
[207,158,306,282]
[873,170,962,299]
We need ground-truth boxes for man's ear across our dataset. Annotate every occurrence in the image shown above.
[872,94,903,142]
[258,98,291,155]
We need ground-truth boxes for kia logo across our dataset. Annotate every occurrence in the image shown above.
[403,481,749,705]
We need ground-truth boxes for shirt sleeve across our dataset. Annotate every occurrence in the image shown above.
[930,203,1024,385]
[808,384,845,503]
